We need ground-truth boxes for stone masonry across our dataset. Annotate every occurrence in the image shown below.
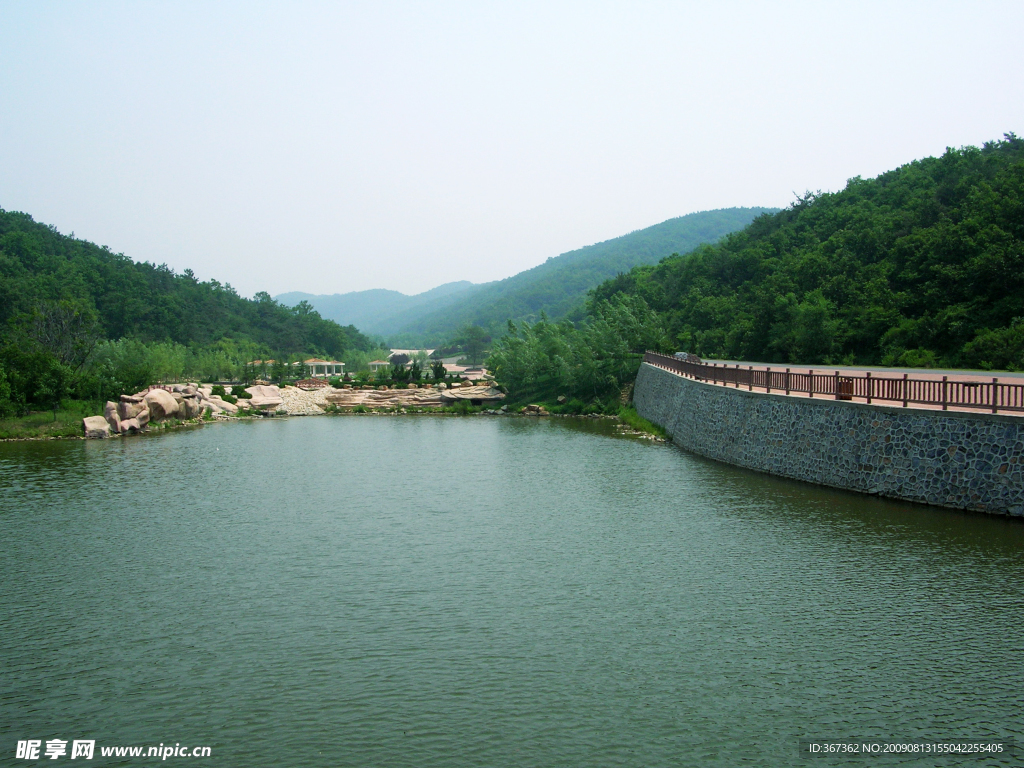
[634,363,1024,517]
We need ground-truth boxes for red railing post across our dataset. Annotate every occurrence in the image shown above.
[902,373,908,407]
[748,366,753,391]
[735,364,739,388]
[834,370,840,400]
[785,368,790,395]
[992,378,998,414]
[942,376,948,411]
[809,369,814,398]
[766,367,771,393]
[866,371,872,404]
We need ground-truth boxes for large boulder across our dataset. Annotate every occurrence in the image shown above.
[207,396,238,414]
[103,401,121,433]
[180,397,201,419]
[120,417,141,433]
[118,397,144,421]
[83,416,111,439]
[244,385,283,411]
[137,408,150,427]
[144,389,179,421]
[245,384,278,398]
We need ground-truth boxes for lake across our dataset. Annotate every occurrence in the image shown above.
[2,415,1022,766]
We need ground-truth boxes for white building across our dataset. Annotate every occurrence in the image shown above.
[298,359,345,378]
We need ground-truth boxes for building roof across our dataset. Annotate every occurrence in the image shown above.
[388,349,435,358]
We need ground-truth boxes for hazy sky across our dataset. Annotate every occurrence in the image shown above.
[2,2,1022,298]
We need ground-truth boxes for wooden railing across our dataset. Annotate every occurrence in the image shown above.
[643,352,1024,414]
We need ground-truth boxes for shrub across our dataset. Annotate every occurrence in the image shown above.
[557,398,586,415]
[211,384,227,397]
[444,399,473,415]
[231,385,252,399]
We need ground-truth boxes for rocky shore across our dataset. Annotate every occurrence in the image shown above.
[323,382,505,410]
[82,383,285,438]
[82,381,506,437]
[79,380,663,441]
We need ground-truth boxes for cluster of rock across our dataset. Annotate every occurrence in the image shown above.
[82,379,510,436]
[323,383,505,410]
[521,404,550,415]
[83,384,284,438]
[207,384,284,413]
[279,385,333,415]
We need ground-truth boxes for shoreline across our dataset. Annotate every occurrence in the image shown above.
[1,408,668,443]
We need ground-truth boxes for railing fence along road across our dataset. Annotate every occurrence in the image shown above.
[643,352,1024,414]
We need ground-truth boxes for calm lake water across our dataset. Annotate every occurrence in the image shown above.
[2,416,1023,766]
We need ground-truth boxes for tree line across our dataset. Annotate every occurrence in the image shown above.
[0,209,374,416]
[486,295,668,409]
[485,135,1024,411]
[590,134,1024,370]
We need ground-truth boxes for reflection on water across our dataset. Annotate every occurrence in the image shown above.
[1,416,1022,767]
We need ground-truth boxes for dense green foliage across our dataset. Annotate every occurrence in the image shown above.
[487,295,668,409]
[592,136,1024,370]
[0,209,373,415]
[284,207,775,344]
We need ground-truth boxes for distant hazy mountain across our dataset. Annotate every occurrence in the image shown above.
[279,207,777,343]
[275,281,479,337]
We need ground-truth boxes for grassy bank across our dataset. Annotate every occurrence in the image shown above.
[616,406,668,439]
[0,400,101,440]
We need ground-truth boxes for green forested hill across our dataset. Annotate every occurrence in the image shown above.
[285,207,774,344]
[591,135,1024,370]
[0,209,372,414]
[390,207,776,344]
[0,209,370,354]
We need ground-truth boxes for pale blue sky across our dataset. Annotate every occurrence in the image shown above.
[1,1,1022,297]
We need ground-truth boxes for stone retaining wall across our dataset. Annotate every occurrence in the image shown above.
[634,363,1024,516]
